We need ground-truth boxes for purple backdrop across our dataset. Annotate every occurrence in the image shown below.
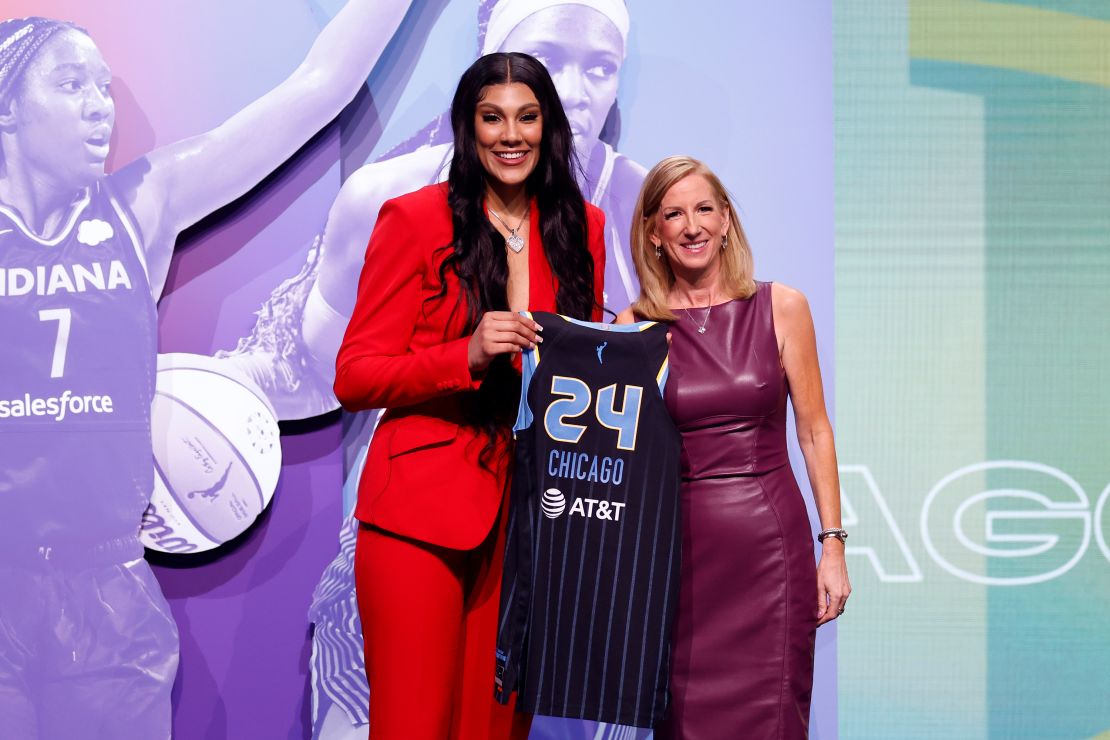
[3,2,835,738]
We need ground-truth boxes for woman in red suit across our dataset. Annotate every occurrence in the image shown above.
[333,52,606,740]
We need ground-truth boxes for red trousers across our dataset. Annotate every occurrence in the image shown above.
[355,504,531,740]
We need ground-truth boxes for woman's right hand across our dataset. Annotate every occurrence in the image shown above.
[467,312,543,374]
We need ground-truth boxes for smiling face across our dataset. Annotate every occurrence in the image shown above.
[3,29,113,189]
[473,81,543,191]
[501,5,622,157]
[651,174,731,282]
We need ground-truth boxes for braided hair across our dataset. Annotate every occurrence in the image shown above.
[0,18,87,170]
[0,18,86,109]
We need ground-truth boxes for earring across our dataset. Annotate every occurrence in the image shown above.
[655,245,663,259]
[721,234,729,250]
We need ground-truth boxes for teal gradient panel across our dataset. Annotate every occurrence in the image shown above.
[838,1,1110,738]
[1003,0,1110,21]
[836,2,987,738]
[911,55,1110,738]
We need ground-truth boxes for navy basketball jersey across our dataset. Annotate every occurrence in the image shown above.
[495,312,681,728]
[0,181,157,548]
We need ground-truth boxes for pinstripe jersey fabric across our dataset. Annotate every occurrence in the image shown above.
[495,312,681,728]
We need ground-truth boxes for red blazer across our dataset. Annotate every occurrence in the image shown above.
[334,182,606,550]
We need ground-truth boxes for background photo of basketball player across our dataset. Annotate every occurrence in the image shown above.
[0,0,833,737]
[208,2,649,738]
[0,3,412,737]
[217,0,644,421]
[209,0,835,737]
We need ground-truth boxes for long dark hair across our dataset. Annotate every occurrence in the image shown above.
[440,52,595,325]
[438,52,596,464]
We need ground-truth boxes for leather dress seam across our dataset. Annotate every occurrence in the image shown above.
[756,472,791,740]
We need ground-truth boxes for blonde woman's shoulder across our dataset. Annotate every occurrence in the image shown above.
[769,281,816,350]
[770,281,810,315]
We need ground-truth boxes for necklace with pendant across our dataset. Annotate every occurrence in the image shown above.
[682,297,714,335]
[488,207,529,253]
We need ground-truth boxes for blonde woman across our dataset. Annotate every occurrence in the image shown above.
[618,156,850,739]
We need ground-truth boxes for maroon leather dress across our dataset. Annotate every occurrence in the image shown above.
[657,283,817,739]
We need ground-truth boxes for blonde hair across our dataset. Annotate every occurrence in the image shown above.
[630,155,756,321]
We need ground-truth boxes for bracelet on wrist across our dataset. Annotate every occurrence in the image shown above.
[817,527,848,544]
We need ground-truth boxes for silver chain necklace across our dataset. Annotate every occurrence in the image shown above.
[488,207,529,253]
[682,297,714,335]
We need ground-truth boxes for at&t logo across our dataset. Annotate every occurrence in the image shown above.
[542,488,566,517]
[541,487,626,522]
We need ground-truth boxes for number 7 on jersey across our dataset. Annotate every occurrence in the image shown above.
[39,308,72,379]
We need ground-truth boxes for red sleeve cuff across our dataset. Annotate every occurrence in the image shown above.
[445,336,483,391]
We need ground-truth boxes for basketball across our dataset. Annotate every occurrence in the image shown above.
[141,353,282,554]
